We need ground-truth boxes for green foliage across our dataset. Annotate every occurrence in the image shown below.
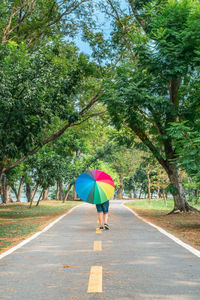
[1,0,200,207]
[125,198,174,211]
[168,121,200,180]
[146,0,200,78]
[0,40,100,170]
[166,183,178,196]
[18,116,119,192]
[101,0,200,176]
[0,0,94,47]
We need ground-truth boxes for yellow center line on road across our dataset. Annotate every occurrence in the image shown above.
[87,266,102,293]
[93,241,102,251]
[96,228,102,234]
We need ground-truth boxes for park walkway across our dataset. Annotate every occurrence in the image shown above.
[0,200,200,300]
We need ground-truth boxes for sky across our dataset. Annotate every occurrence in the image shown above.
[72,0,128,56]
[74,35,92,56]
[73,13,111,56]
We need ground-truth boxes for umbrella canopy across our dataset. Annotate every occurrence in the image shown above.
[75,170,115,204]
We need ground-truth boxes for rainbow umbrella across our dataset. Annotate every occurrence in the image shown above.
[75,170,115,204]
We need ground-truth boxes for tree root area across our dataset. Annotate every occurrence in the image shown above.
[167,205,200,215]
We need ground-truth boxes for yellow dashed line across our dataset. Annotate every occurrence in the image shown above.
[93,241,102,251]
[87,266,102,293]
[96,228,102,234]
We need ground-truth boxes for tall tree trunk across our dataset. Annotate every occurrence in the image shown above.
[146,170,151,204]
[36,191,43,207]
[117,174,124,199]
[1,175,13,204]
[2,183,9,203]
[11,178,24,202]
[59,182,64,201]
[8,185,13,203]
[133,191,137,199]
[29,185,38,208]
[166,163,193,212]
[129,112,197,212]
[72,185,77,200]
[2,184,11,203]
[63,184,72,203]
[1,175,6,203]
[26,183,31,202]
[56,182,59,200]
[31,184,38,202]
[2,184,7,204]
[11,185,18,201]
[43,188,49,201]
[16,179,24,202]
[139,185,142,199]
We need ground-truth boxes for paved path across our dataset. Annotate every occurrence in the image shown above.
[0,201,200,300]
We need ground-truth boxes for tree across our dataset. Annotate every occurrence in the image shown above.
[151,167,169,202]
[24,113,117,205]
[168,121,200,203]
[123,176,136,199]
[0,1,109,202]
[133,168,147,199]
[100,0,200,212]
[168,122,200,183]
[3,164,25,203]
[27,149,69,207]
[103,144,141,199]
[0,40,102,179]
[0,0,93,47]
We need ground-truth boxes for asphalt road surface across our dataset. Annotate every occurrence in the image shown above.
[0,200,200,300]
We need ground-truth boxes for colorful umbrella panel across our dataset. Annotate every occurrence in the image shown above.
[75,170,115,204]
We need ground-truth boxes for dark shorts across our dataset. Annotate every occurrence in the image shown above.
[96,201,109,213]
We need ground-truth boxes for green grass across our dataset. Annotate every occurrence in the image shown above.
[125,198,174,211]
[125,198,200,211]
[0,201,79,253]
[0,201,79,218]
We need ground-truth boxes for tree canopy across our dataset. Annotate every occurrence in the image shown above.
[97,0,200,212]
[0,0,200,212]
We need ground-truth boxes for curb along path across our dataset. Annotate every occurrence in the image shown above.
[123,202,200,258]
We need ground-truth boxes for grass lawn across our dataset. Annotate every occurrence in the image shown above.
[0,200,80,254]
[125,199,200,251]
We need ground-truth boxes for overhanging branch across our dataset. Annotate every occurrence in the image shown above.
[3,91,101,173]
[129,123,167,172]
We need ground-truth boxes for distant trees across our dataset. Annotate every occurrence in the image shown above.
[1,113,118,205]
[106,146,140,199]
[124,166,169,202]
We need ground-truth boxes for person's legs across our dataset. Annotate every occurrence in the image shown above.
[102,201,110,229]
[103,213,108,224]
[96,201,110,229]
[98,212,104,227]
[96,204,104,229]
